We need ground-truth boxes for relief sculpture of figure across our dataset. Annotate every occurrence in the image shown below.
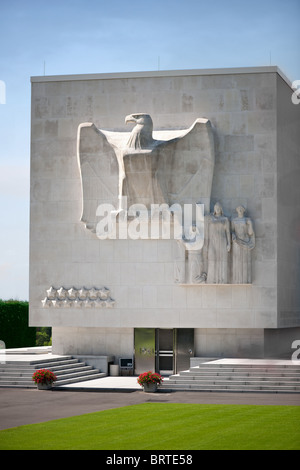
[205,202,231,284]
[174,239,186,284]
[231,206,255,284]
[185,225,206,284]
[174,225,206,284]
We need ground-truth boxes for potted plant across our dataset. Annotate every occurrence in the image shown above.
[32,368,57,390]
[137,371,163,392]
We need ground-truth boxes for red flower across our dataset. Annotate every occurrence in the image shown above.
[32,369,57,384]
[137,371,163,386]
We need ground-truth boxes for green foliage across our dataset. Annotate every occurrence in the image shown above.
[0,299,36,349]
[36,327,52,346]
[0,403,299,450]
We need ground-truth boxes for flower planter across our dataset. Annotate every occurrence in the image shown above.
[138,371,163,392]
[32,369,57,389]
[143,382,158,393]
[37,382,52,390]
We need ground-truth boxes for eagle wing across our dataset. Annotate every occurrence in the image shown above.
[77,123,119,233]
[155,118,215,213]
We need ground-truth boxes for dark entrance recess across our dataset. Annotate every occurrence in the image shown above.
[156,328,174,375]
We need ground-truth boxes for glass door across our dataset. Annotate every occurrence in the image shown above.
[134,328,156,375]
[174,329,194,373]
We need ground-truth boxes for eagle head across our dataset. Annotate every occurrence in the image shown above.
[125,113,154,150]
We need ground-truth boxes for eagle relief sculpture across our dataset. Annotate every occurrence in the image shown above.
[77,113,215,231]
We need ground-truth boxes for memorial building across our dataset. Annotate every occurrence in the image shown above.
[29,66,300,374]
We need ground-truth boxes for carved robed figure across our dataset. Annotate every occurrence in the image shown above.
[205,203,231,284]
[231,206,255,284]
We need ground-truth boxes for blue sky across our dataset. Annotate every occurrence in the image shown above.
[0,0,299,300]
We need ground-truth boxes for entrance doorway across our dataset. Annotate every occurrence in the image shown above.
[134,328,194,375]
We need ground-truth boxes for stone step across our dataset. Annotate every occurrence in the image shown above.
[160,383,300,393]
[0,371,34,377]
[194,362,300,368]
[4,356,74,366]
[165,377,300,387]
[0,358,81,373]
[190,366,300,373]
[0,365,95,380]
[0,371,106,388]
[173,374,300,382]
[0,380,35,387]
[182,367,300,373]
[179,373,300,381]
[38,362,88,372]
[54,372,106,386]
[49,365,94,377]
[159,362,300,393]
[55,368,101,381]
[0,361,87,371]
[0,376,35,382]
[162,378,300,388]
[31,358,81,368]
[0,368,37,374]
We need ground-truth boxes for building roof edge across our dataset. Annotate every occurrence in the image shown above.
[30,65,292,86]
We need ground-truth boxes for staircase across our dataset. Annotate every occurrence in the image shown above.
[160,362,300,393]
[0,356,106,388]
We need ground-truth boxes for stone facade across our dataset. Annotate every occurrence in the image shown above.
[29,67,300,365]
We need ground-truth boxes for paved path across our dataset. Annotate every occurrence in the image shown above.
[0,387,299,431]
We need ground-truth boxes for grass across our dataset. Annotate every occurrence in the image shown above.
[0,403,299,450]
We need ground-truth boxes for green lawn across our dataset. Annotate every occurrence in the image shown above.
[0,403,299,450]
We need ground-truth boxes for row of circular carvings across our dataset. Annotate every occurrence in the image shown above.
[41,286,115,308]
